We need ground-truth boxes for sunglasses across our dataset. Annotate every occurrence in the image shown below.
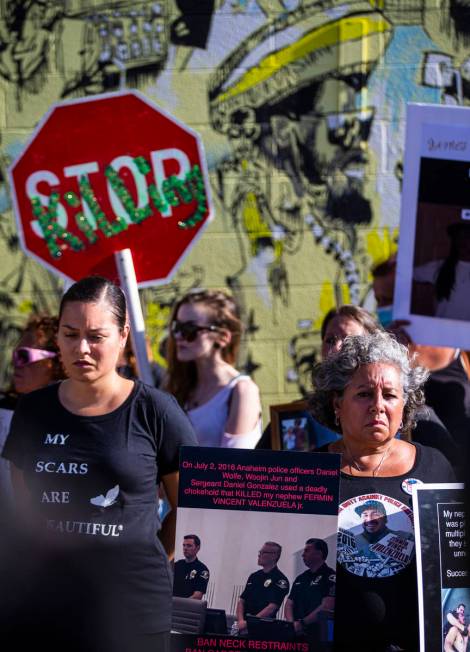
[170,320,220,343]
[13,347,58,368]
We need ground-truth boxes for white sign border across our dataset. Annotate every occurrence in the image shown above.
[394,102,470,348]
[412,482,464,652]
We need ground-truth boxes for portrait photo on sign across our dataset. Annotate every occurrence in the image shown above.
[337,493,414,579]
[394,104,470,350]
[172,508,338,641]
[442,588,470,652]
[411,158,470,323]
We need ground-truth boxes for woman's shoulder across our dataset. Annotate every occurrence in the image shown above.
[15,383,60,409]
[411,441,456,481]
[229,374,260,396]
[134,380,183,410]
[228,376,261,413]
[0,392,18,411]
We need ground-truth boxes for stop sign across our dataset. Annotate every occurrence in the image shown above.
[9,91,213,285]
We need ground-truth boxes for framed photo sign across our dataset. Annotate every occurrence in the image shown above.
[394,102,470,349]
[269,401,339,452]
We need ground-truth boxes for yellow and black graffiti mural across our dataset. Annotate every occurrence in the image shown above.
[0,0,469,413]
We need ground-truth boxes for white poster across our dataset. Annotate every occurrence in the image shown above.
[413,483,467,652]
[394,103,470,348]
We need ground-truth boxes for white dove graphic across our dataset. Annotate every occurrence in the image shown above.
[90,484,120,508]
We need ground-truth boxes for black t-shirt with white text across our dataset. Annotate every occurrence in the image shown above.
[317,442,456,650]
[2,380,197,635]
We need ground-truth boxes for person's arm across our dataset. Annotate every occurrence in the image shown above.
[224,378,261,435]
[299,596,335,627]
[10,464,30,509]
[448,611,465,633]
[255,602,279,618]
[445,626,459,652]
[284,598,295,622]
[189,567,209,599]
[189,590,204,600]
[236,598,247,632]
[158,471,178,560]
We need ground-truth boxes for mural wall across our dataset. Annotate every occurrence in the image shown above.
[0,0,469,414]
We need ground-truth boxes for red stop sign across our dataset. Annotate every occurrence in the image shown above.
[9,91,213,285]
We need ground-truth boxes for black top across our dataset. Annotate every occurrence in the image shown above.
[425,355,470,456]
[412,404,459,469]
[240,566,290,616]
[173,558,210,597]
[317,442,455,650]
[288,562,336,622]
[0,394,15,515]
[2,380,197,635]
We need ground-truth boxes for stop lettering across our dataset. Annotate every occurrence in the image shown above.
[9,91,212,285]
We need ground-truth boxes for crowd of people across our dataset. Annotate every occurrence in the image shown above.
[0,263,468,651]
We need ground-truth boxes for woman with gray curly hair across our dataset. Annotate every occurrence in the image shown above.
[309,331,455,652]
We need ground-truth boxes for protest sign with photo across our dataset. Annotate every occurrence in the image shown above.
[394,103,470,349]
[413,483,468,652]
[269,401,339,452]
[171,447,341,652]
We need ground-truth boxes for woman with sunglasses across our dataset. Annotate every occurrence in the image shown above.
[165,289,262,448]
[0,315,65,513]
[2,276,196,652]
[10,315,65,396]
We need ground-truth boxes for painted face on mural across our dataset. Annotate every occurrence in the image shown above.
[268,77,374,226]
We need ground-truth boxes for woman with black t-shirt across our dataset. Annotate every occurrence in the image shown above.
[2,276,197,652]
[310,331,455,651]
[0,315,65,516]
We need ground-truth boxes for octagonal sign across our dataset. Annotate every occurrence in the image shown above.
[9,91,213,286]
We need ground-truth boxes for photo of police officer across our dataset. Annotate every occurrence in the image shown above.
[236,541,290,634]
[285,538,335,640]
[173,534,210,599]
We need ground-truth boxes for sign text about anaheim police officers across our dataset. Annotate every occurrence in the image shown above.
[178,447,340,516]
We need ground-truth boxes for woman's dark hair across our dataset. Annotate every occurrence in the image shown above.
[165,289,243,406]
[59,276,127,331]
[310,331,429,437]
[321,305,380,341]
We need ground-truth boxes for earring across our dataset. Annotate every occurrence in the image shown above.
[399,421,404,430]
[334,412,339,426]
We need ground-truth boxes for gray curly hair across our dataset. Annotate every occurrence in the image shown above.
[309,331,429,436]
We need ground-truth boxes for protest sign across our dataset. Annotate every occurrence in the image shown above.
[394,103,470,349]
[269,401,339,452]
[9,90,212,286]
[171,447,341,652]
[8,90,213,383]
[413,483,468,652]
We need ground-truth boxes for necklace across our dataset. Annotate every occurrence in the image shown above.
[344,441,394,477]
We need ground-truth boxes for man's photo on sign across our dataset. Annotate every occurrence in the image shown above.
[443,591,470,652]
